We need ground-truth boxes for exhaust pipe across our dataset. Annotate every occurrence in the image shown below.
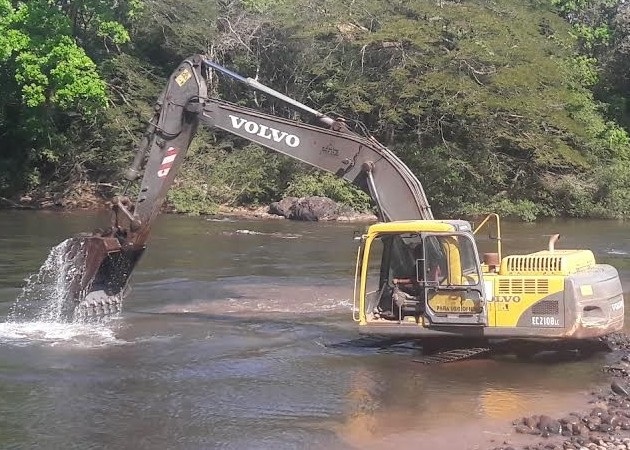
[548,234,560,252]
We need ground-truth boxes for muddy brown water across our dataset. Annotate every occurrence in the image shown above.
[0,210,629,449]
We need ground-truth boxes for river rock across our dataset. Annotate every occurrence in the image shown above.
[538,415,562,434]
[269,196,353,221]
[268,197,298,217]
[562,415,582,427]
[517,425,541,435]
[612,380,630,397]
[290,196,344,221]
[584,416,602,430]
[525,415,540,428]
[573,423,590,436]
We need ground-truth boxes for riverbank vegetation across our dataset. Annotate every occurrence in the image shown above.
[1,0,629,220]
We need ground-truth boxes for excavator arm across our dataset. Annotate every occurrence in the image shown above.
[65,54,432,316]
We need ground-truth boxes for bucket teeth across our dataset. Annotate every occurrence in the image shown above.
[74,289,123,319]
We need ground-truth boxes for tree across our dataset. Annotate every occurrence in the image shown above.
[131,0,630,219]
[0,0,137,197]
[228,0,629,218]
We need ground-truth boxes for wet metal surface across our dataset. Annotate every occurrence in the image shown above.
[1,211,630,449]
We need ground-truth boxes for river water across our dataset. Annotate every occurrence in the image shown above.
[0,210,629,449]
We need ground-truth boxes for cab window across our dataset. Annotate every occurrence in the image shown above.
[427,234,480,287]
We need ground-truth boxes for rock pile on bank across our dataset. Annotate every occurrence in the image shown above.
[492,333,630,450]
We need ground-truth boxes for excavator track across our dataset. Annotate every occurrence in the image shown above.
[326,336,421,354]
[413,347,491,365]
[329,337,491,364]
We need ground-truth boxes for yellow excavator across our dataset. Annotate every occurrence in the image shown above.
[353,215,623,355]
[57,55,623,355]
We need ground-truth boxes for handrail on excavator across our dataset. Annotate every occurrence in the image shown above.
[473,213,502,263]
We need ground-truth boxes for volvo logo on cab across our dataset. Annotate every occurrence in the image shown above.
[228,115,300,148]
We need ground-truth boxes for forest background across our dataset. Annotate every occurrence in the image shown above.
[1,0,629,221]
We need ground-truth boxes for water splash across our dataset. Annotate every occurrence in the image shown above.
[6,237,122,324]
[8,238,84,323]
[2,239,122,346]
[0,321,120,347]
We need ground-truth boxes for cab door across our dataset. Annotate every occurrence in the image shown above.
[422,233,488,326]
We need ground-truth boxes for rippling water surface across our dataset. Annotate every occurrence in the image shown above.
[0,210,629,449]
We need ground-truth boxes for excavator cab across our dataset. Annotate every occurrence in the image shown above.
[354,220,488,332]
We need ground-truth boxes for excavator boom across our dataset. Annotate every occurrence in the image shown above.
[64,54,433,315]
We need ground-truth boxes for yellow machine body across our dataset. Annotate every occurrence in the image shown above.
[353,217,624,341]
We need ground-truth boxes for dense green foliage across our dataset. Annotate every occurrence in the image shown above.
[1,0,629,220]
[0,0,141,200]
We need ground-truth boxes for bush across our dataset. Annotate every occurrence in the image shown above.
[592,161,630,219]
[206,144,295,206]
[167,181,219,215]
[461,197,545,222]
[166,140,297,213]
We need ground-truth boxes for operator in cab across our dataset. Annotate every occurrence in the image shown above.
[391,242,425,315]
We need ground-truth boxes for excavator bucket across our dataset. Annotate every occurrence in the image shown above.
[62,232,144,318]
